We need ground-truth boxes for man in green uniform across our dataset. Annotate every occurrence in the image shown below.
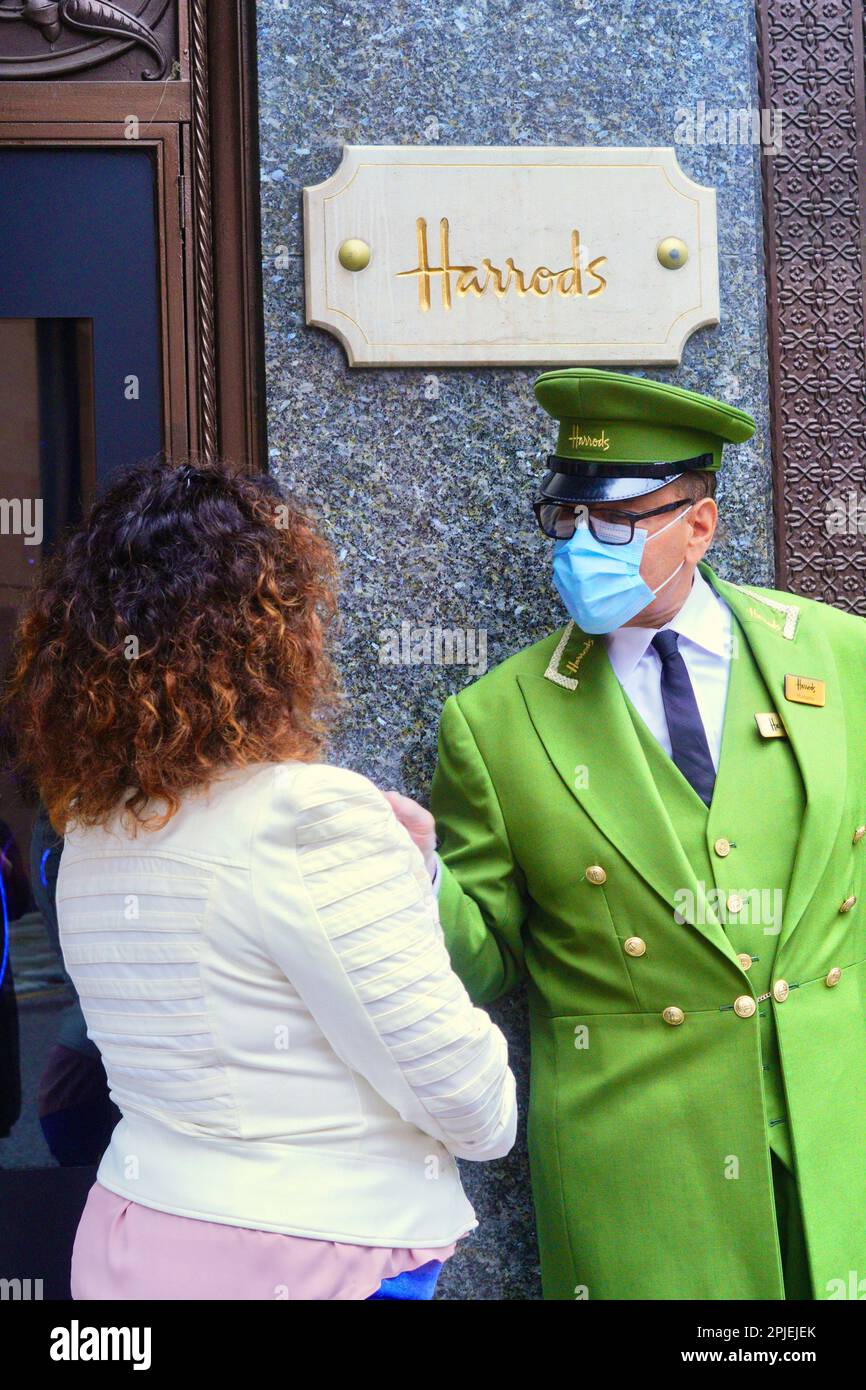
[385,368,866,1300]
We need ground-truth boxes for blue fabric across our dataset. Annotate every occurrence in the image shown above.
[551,504,692,634]
[366,1259,444,1300]
[651,628,717,806]
[552,521,657,634]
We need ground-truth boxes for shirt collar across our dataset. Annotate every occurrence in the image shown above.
[604,566,730,683]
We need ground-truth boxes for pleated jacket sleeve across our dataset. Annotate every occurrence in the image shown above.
[251,762,518,1162]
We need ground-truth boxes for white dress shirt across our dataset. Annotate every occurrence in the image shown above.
[603,565,733,768]
[429,567,733,891]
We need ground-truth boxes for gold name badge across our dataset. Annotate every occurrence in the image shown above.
[755,712,787,738]
[784,674,826,707]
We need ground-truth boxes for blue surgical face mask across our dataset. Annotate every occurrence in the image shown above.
[552,503,693,634]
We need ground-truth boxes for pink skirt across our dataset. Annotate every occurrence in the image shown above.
[71,1181,463,1301]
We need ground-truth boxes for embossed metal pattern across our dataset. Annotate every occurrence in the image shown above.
[0,0,175,80]
[757,0,866,610]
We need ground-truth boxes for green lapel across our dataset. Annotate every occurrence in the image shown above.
[516,560,847,966]
[516,592,736,965]
[698,563,848,959]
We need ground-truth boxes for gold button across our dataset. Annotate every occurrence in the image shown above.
[714,837,731,857]
[772,979,789,1003]
[738,952,753,971]
[624,936,646,958]
[727,892,744,914]
[853,826,865,844]
[586,865,607,885]
[825,967,842,987]
[839,895,857,913]
[734,995,756,1018]
[662,1006,685,1026]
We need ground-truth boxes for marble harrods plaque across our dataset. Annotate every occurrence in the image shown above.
[303,145,719,368]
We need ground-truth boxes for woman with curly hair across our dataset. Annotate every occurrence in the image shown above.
[1,460,516,1301]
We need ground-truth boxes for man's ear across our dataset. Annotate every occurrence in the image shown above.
[686,496,717,559]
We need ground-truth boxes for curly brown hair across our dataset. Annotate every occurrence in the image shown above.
[0,460,342,834]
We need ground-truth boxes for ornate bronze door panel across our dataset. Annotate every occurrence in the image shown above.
[757,0,866,610]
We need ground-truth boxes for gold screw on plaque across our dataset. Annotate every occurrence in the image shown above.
[338,238,371,271]
[657,237,689,269]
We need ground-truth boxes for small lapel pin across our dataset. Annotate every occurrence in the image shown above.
[784,674,825,707]
[755,712,787,738]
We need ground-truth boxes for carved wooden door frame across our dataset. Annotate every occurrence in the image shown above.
[0,0,266,474]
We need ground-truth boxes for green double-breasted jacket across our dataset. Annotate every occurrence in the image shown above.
[429,560,866,1300]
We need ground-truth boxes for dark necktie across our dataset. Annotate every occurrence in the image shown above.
[650,629,716,806]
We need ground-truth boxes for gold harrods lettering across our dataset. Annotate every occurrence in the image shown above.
[569,425,609,452]
[747,604,782,633]
[396,218,608,311]
[565,638,594,675]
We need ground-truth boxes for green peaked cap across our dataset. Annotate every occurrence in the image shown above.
[534,368,756,470]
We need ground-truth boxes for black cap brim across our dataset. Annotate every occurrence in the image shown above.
[536,468,685,505]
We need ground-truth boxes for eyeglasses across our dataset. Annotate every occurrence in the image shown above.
[532,496,693,544]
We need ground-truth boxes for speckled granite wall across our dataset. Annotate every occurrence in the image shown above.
[256,0,770,1299]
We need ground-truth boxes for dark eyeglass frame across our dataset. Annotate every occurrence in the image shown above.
[532,495,692,544]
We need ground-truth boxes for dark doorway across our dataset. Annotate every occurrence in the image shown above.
[0,145,166,1189]
[0,146,164,483]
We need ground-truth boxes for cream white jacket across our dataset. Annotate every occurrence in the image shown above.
[57,761,517,1247]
